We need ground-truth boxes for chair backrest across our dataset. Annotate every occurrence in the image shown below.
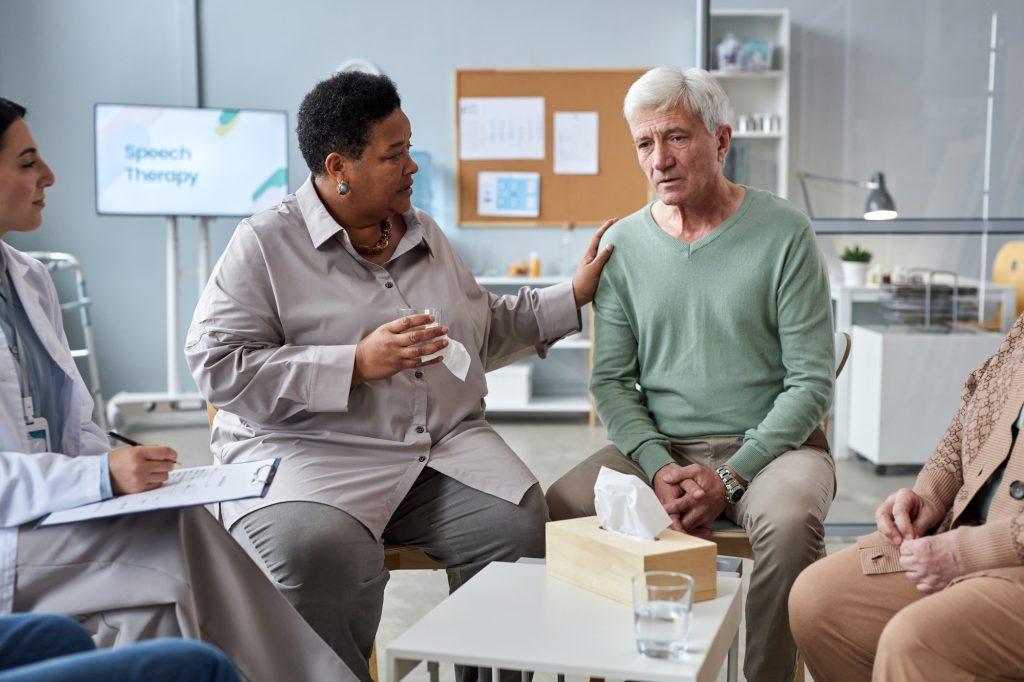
[835,331,852,379]
[993,241,1024,316]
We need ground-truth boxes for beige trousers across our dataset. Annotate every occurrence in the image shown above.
[545,437,835,682]
[789,543,1024,681]
[14,507,356,682]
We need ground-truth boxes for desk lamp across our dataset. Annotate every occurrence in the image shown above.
[797,171,898,221]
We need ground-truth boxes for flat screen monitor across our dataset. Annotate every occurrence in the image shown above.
[95,103,289,217]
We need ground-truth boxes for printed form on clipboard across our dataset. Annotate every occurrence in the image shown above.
[38,458,280,527]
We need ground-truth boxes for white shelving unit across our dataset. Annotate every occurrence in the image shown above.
[477,276,594,418]
[710,8,791,198]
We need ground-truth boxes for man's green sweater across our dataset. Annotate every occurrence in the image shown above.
[591,187,834,483]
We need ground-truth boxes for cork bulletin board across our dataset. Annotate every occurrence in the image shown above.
[456,69,651,227]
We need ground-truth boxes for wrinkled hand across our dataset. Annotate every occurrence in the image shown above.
[875,488,945,547]
[109,445,178,495]
[352,314,449,388]
[571,219,616,308]
[899,532,963,593]
[659,463,729,533]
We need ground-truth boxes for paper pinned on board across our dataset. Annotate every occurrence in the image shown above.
[554,111,599,175]
[459,97,545,160]
[477,171,541,218]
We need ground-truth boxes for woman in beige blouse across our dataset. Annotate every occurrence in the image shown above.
[186,72,612,681]
[789,318,1024,680]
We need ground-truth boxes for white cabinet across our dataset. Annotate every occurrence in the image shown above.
[710,9,790,198]
[848,325,1002,472]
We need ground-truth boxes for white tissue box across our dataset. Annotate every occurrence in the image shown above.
[485,365,532,408]
[546,516,718,604]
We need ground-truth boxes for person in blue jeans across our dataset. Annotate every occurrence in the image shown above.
[0,614,238,682]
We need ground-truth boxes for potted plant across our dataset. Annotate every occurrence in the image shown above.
[840,245,872,287]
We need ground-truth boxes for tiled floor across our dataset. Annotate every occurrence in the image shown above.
[131,413,917,682]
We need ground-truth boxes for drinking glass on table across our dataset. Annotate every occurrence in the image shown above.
[632,571,694,659]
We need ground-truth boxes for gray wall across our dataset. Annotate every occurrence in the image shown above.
[0,0,697,396]
[715,0,1024,220]
[710,0,1024,302]
[2,0,1021,399]
[0,0,200,396]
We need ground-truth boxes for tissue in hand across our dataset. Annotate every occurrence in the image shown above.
[594,466,672,540]
[419,324,471,382]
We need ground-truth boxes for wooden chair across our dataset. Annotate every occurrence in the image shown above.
[993,241,1024,319]
[204,404,441,681]
[706,331,851,681]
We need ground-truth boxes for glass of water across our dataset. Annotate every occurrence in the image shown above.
[397,307,441,333]
[397,308,443,364]
[632,571,694,659]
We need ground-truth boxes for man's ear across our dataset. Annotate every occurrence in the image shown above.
[717,125,732,163]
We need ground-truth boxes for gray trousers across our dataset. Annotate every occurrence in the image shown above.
[231,468,548,682]
[14,507,355,682]
[545,437,835,682]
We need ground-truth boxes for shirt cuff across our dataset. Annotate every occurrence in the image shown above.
[307,345,358,413]
[99,452,113,499]
[725,440,774,485]
[637,442,675,483]
[535,280,582,344]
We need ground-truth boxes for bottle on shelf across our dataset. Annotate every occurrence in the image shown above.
[528,251,542,278]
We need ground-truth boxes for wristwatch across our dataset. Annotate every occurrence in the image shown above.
[715,465,746,504]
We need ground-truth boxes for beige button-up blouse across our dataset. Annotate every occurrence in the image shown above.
[186,176,580,537]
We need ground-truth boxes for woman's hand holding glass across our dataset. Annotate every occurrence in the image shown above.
[108,445,178,494]
[352,314,449,388]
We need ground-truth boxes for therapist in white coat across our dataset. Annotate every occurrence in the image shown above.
[0,98,356,681]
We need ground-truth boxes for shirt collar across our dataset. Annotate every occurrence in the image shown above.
[295,174,434,260]
[296,175,345,249]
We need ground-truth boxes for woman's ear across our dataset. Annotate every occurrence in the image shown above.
[324,152,347,184]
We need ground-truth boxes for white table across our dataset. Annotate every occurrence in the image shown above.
[384,562,743,682]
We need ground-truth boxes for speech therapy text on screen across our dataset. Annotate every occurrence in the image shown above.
[123,144,199,187]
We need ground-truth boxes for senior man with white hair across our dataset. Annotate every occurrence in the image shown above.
[546,66,835,681]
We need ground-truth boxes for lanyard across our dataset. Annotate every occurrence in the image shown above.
[0,251,35,425]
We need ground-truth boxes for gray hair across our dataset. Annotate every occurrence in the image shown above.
[623,66,732,135]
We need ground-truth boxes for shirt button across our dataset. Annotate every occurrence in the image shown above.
[418,455,426,463]
[384,282,394,289]
[414,370,424,379]
[1010,480,1024,500]
[415,426,425,434]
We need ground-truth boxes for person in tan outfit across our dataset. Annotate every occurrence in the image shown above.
[789,316,1024,681]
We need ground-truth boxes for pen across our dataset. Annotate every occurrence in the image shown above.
[107,431,141,447]
[108,431,180,466]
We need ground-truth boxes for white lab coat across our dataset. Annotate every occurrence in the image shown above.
[0,241,109,614]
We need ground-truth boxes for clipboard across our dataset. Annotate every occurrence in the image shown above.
[38,457,281,527]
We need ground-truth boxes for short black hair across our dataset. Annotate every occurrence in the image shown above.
[0,98,27,151]
[297,72,402,174]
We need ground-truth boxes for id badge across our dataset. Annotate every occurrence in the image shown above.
[26,415,51,454]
